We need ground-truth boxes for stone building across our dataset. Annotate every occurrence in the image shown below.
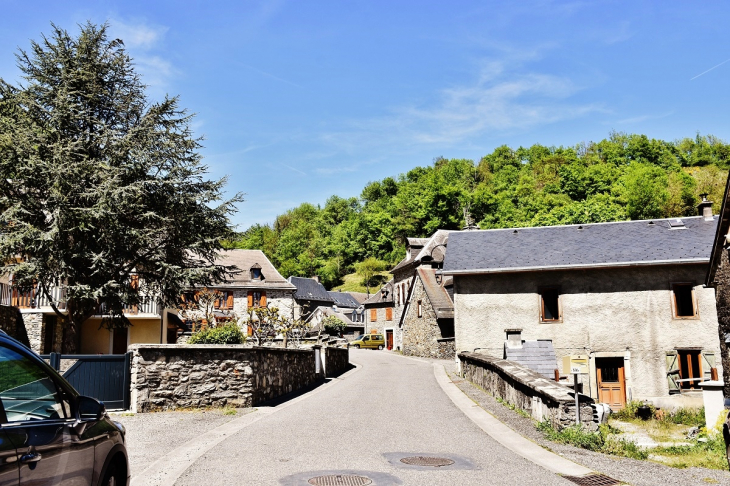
[443,215,723,410]
[363,280,395,348]
[705,183,730,398]
[400,267,455,359]
[288,276,334,321]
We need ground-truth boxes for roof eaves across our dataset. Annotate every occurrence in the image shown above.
[443,258,710,275]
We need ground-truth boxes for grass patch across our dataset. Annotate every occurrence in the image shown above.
[537,421,649,460]
[495,396,531,419]
[650,432,728,470]
[222,408,237,416]
[332,271,391,293]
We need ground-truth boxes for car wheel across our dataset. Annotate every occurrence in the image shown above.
[378,345,384,350]
[353,344,359,349]
[102,460,125,486]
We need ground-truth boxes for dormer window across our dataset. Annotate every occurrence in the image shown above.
[250,264,263,281]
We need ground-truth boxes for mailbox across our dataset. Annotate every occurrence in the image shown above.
[562,355,589,374]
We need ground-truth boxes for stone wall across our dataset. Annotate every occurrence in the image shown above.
[402,276,455,359]
[232,289,297,321]
[460,352,594,429]
[711,248,730,397]
[22,312,43,353]
[322,346,349,377]
[366,306,399,349]
[0,305,31,348]
[129,344,318,412]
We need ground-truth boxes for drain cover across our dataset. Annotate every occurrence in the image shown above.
[562,473,622,486]
[307,475,372,486]
[399,456,455,467]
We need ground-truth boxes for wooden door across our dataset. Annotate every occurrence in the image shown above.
[112,328,128,354]
[596,357,626,410]
[386,330,393,350]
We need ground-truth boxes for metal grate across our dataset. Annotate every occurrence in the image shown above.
[562,473,622,486]
[308,475,373,486]
[400,456,455,467]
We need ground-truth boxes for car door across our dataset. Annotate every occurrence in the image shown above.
[0,342,94,485]
[361,335,371,348]
[0,428,18,486]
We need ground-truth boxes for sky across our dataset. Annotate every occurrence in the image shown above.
[1,1,729,229]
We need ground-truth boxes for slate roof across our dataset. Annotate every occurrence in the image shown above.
[288,277,334,302]
[416,267,453,319]
[210,250,295,289]
[348,292,370,304]
[443,216,718,275]
[363,280,394,306]
[306,306,360,328]
[392,230,452,272]
[328,291,362,309]
[504,341,558,378]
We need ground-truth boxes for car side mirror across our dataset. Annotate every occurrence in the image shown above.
[77,396,106,422]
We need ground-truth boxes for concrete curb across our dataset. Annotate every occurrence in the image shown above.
[432,363,594,477]
[131,362,362,486]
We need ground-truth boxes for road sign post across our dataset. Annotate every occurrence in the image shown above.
[571,367,581,425]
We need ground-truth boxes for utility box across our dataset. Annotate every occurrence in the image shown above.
[563,355,589,374]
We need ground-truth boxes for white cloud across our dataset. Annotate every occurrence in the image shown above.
[109,19,168,50]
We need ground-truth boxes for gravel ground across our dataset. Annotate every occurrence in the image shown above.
[111,408,252,477]
[446,365,730,486]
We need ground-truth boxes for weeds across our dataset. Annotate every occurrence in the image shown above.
[537,421,648,460]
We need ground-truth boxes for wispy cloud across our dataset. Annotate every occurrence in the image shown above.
[282,164,307,176]
[318,57,601,152]
[690,58,730,81]
[236,62,303,88]
[615,111,674,125]
[109,19,168,50]
[109,19,174,94]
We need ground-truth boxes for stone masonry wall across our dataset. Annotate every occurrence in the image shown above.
[402,276,454,359]
[21,312,43,353]
[0,305,31,347]
[129,344,317,412]
[712,248,730,397]
[323,346,349,377]
[460,352,594,429]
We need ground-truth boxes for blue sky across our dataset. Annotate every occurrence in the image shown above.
[1,1,729,229]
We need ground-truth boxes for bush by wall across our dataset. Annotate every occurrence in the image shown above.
[188,322,245,344]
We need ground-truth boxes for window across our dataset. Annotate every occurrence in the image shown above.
[370,309,377,322]
[671,283,697,318]
[386,307,393,321]
[417,300,422,318]
[667,350,715,392]
[247,291,266,308]
[0,345,69,422]
[214,291,234,310]
[539,287,562,323]
[250,265,263,280]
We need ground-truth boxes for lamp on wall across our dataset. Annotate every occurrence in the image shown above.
[435,269,443,285]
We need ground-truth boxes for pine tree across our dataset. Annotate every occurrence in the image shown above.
[0,22,243,352]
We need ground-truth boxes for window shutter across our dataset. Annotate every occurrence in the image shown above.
[130,275,139,289]
[214,298,220,309]
[260,292,267,307]
[701,352,715,381]
[666,351,679,393]
[386,308,393,321]
[227,292,234,309]
[370,309,377,321]
[247,292,253,308]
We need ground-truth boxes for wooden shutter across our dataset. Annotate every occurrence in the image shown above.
[386,307,393,321]
[701,352,715,381]
[370,309,377,321]
[666,351,679,393]
[130,275,139,289]
[247,291,253,308]
[214,297,220,309]
[260,292,267,307]
[227,292,234,309]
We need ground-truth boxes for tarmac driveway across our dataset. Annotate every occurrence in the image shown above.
[169,349,573,486]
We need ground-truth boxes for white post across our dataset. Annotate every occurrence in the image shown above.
[699,380,725,431]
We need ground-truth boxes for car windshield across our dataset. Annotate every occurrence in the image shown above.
[354,335,365,341]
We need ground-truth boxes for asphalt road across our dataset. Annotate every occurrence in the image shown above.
[173,349,575,486]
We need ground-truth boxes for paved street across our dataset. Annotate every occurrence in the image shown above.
[169,349,573,486]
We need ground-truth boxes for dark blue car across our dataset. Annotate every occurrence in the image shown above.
[0,331,129,485]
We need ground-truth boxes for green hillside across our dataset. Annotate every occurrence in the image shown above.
[226,132,730,289]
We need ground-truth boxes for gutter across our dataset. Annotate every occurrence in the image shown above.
[442,258,709,276]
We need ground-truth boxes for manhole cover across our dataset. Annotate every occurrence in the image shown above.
[400,456,455,467]
[562,473,622,486]
[307,475,372,486]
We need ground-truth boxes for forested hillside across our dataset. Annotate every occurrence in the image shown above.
[228,132,730,289]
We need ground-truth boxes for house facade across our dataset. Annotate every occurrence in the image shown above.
[363,280,395,348]
[443,214,723,410]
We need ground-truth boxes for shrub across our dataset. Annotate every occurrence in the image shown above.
[322,315,347,335]
[188,322,246,344]
[537,421,647,459]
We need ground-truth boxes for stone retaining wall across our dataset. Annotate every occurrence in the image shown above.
[129,344,318,412]
[323,347,349,377]
[459,352,594,429]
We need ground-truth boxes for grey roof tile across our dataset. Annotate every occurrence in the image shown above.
[444,216,718,274]
[288,277,334,302]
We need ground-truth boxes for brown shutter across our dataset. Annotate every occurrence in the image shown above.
[130,275,139,289]
[386,308,393,321]
[214,298,220,309]
[247,291,253,307]
[370,309,377,321]
[260,292,267,307]
[227,292,234,309]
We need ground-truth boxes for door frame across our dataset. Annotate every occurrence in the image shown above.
[588,352,631,404]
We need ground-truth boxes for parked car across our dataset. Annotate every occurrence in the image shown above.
[350,334,385,350]
[0,331,129,485]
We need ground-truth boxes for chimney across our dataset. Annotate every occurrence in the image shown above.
[311,275,320,283]
[698,194,714,220]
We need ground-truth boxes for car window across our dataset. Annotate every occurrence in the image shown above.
[0,344,68,423]
[375,335,383,340]
[363,336,370,341]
